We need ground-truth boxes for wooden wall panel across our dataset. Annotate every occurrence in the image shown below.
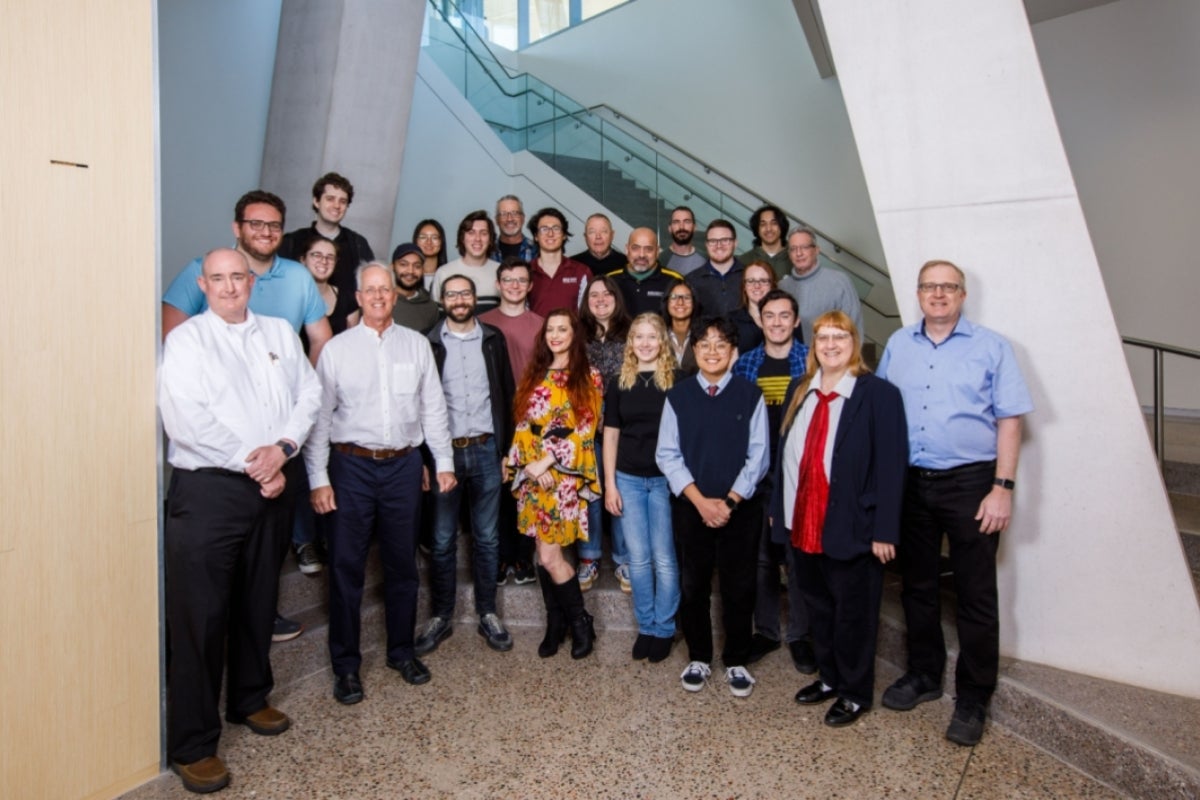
[0,0,161,797]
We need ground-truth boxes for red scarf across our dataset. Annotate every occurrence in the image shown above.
[790,390,839,553]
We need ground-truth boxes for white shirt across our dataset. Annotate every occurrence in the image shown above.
[781,370,857,529]
[158,309,321,471]
[305,321,454,489]
[430,257,501,304]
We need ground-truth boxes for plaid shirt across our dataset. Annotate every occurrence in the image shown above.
[732,340,809,382]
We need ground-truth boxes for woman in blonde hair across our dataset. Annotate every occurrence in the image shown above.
[769,311,908,727]
[603,313,682,663]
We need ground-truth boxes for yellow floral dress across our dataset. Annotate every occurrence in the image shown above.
[507,367,603,545]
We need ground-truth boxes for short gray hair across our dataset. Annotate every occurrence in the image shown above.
[356,261,396,291]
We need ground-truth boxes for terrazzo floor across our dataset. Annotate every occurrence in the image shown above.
[121,626,1125,799]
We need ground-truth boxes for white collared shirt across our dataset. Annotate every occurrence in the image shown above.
[305,321,454,488]
[158,309,322,472]
[781,369,858,530]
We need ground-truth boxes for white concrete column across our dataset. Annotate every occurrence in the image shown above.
[819,0,1200,696]
[261,0,427,254]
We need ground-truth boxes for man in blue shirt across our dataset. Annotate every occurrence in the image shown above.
[162,190,332,364]
[876,260,1034,747]
[657,316,769,698]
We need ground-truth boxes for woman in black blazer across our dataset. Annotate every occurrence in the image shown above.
[770,311,908,727]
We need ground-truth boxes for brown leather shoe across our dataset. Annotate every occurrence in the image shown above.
[229,706,290,736]
[172,756,230,794]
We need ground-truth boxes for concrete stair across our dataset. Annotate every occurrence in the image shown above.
[529,150,669,232]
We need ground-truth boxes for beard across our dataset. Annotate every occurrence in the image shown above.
[671,229,693,246]
[446,304,476,322]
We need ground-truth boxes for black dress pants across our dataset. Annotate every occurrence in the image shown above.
[164,463,296,764]
[674,496,760,667]
[899,462,1000,706]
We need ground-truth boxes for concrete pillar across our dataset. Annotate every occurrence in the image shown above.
[261,0,427,254]
[819,0,1200,696]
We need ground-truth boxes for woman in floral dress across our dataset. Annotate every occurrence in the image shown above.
[507,308,604,659]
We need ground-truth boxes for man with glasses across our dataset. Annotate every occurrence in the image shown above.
[417,275,516,656]
[686,219,745,318]
[432,211,502,314]
[526,207,592,316]
[664,206,706,276]
[731,290,817,674]
[279,172,375,325]
[656,316,769,698]
[778,227,862,346]
[493,194,538,262]
[480,259,543,586]
[876,260,1033,747]
[606,227,683,317]
[390,242,440,334]
[306,262,456,704]
[738,204,792,279]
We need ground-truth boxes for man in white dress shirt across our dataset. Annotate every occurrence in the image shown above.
[158,248,322,794]
[306,262,456,704]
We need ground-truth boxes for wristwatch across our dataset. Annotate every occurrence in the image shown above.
[723,496,739,511]
[993,478,1015,490]
[277,440,297,459]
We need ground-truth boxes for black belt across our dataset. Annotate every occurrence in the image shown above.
[452,433,492,448]
[909,460,995,480]
[333,443,414,460]
[192,467,256,482]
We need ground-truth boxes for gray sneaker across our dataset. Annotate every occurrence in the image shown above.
[414,616,453,655]
[294,542,323,575]
[477,612,514,652]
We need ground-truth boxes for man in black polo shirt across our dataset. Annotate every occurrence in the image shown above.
[606,227,683,318]
[685,220,744,318]
[572,213,626,273]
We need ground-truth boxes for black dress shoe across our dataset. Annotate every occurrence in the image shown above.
[794,679,837,705]
[632,633,653,660]
[387,657,432,685]
[333,672,364,705]
[746,633,781,665]
[789,638,817,674]
[647,635,673,663]
[824,697,867,727]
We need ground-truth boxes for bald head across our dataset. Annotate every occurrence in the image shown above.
[626,227,659,272]
[198,248,253,324]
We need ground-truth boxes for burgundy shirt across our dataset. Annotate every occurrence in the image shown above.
[528,256,592,317]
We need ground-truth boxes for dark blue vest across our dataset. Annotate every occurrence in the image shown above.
[668,375,762,497]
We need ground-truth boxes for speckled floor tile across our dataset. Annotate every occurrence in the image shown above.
[119,629,1123,799]
[956,725,1126,799]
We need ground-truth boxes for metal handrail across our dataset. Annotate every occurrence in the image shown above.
[1122,336,1200,468]
[426,0,894,295]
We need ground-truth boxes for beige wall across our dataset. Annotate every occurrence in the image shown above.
[0,1,161,798]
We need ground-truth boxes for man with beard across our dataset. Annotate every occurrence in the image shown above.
[306,263,456,704]
[493,194,538,262]
[663,206,706,276]
[279,172,375,324]
[416,275,516,655]
[606,227,682,318]
[432,211,502,313]
[163,190,332,362]
[738,204,791,280]
[390,242,440,334]
[527,207,592,316]
[572,213,626,274]
[159,248,321,793]
[686,220,745,318]
[778,227,862,346]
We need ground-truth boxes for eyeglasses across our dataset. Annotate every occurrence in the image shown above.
[743,278,772,286]
[815,331,853,344]
[306,252,336,264]
[788,244,816,253]
[443,289,475,300]
[499,276,530,285]
[695,340,732,354]
[668,294,693,302]
[240,219,282,233]
[918,282,962,294]
[538,225,563,235]
[706,237,734,246]
[416,233,441,242]
[497,211,523,219]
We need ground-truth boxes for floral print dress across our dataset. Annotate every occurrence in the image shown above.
[507,367,603,545]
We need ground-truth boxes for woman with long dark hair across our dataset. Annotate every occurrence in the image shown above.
[770,311,908,727]
[728,260,777,353]
[507,309,604,659]
[412,218,448,291]
[662,278,700,375]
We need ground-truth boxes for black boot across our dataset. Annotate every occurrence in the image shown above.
[554,577,596,659]
[537,566,567,658]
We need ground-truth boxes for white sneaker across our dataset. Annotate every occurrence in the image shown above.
[725,665,756,698]
[680,661,711,692]
[615,563,631,593]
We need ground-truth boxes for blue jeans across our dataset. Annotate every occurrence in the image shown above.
[431,441,501,617]
[614,471,678,637]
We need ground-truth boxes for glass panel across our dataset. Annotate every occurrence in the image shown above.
[481,0,519,50]
[529,0,570,42]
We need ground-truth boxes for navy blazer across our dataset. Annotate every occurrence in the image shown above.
[769,372,908,560]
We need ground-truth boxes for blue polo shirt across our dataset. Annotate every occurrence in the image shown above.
[163,255,326,333]
[877,316,1033,470]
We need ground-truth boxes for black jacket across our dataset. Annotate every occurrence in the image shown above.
[427,321,515,457]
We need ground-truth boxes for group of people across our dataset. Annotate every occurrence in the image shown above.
[157,175,1032,794]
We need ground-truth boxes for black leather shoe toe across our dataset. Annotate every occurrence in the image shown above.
[794,679,837,705]
[333,672,364,705]
[387,657,432,685]
[824,697,867,727]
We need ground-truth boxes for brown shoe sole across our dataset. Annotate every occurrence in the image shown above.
[228,707,290,736]
[172,757,230,794]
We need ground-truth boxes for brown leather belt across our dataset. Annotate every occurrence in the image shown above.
[451,433,492,448]
[333,443,414,460]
